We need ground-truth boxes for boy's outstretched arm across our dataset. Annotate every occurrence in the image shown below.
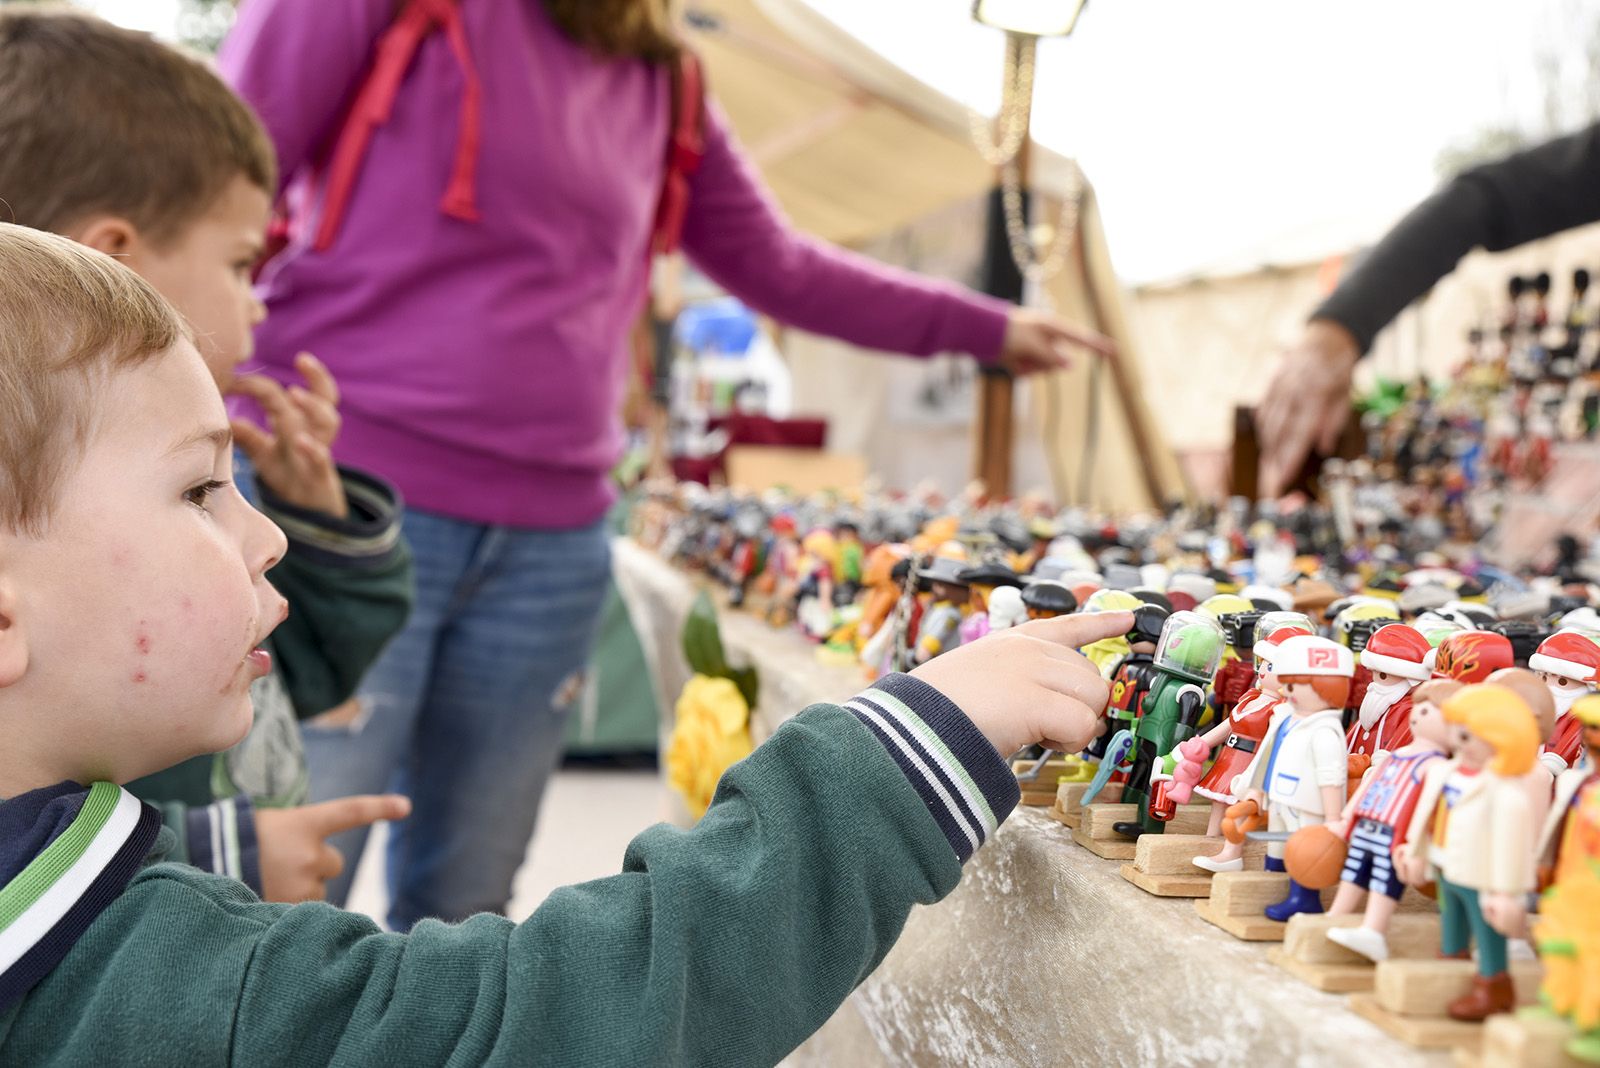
[255,465,413,716]
[13,615,1125,1066]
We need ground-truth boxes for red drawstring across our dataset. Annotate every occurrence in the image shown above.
[313,0,481,252]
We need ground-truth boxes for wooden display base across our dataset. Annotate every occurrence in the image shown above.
[1348,959,1544,1050]
[1072,825,1137,860]
[1048,782,1101,829]
[1012,756,1080,807]
[1460,1011,1592,1067]
[1268,914,1443,993]
[1193,871,1295,941]
[1118,834,1266,898]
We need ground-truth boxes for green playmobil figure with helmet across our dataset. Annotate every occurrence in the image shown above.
[1111,611,1226,840]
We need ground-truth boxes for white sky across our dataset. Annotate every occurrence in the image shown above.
[86,0,1600,282]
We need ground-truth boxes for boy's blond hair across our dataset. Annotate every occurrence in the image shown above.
[0,7,276,247]
[0,224,186,533]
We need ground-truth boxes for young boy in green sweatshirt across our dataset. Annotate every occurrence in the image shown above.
[0,8,413,903]
[0,225,1126,1064]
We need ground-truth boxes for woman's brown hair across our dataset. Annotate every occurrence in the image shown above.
[542,0,681,62]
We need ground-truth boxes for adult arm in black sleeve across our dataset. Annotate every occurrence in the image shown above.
[1315,121,1600,353]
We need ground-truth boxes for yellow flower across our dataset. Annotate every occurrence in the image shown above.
[666,675,752,819]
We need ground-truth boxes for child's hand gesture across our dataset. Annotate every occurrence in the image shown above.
[912,611,1130,756]
[229,353,347,518]
[255,793,411,903]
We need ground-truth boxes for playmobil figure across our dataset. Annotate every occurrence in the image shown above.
[1211,611,1264,718]
[912,555,971,665]
[1536,693,1600,886]
[1433,630,1516,684]
[1080,589,1144,679]
[1181,625,1310,867]
[1530,630,1600,774]
[794,529,842,640]
[1082,606,1168,777]
[1021,580,1077,621]
[1349,623,1433,758]
[1399,685,1540,1022]
[1322,678,1462,962]
[1529,720,1600,1063]
[985,586,1027,633]
[1211,635,1353,921]
[957,561,1022,645]
[834,520,864,603]
[845,544,911,653]
[1110,611,1225,840]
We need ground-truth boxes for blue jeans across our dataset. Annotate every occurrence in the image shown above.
[303,507,610,929]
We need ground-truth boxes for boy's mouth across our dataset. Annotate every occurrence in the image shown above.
[242,598,290,679]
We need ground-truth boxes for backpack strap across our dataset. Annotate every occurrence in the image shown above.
[651,49,706,257]
[314,0,481,253]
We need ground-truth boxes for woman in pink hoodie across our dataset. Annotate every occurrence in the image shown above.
[221,0,1103,926]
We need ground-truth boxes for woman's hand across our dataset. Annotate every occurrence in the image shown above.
[997,306,1115,375]
[1255,320,1361,497]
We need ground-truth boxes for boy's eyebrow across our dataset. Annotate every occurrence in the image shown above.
[165,426,233,458]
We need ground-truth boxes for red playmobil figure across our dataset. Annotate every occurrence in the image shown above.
[1210,612,1263,717]
[1200,635,1353,920]
[1182,624,1310,871]
[1530,630,1600,775]
[1349,623,1432,758]
[1322,678,1462,962]
[1433,630,1516,684]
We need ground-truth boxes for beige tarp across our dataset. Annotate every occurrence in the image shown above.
[684,0,1187,509]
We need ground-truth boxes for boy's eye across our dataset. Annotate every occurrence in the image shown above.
[185,479,230,511]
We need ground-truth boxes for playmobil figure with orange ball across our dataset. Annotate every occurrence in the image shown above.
[1201,635,1353,921]
[1177,622,1309,858]
[1315,678,1463,962]
[1398,684,1540,1022]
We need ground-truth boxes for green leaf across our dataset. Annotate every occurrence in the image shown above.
[682,590,730,679]
[728,666,760,713]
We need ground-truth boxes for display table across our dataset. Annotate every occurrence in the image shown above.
[611,539,1452,1067]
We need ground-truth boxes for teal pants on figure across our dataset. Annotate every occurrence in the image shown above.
[1438,874,1507,976]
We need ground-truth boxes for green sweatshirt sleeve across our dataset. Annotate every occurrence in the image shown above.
[145,797,264,896]
[13,678,1020,1067]
[258,465,414,717]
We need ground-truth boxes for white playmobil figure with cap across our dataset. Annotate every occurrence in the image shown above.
[1221,634,1354,921]
[1350,623,1433,758]
[1185,624,1308,872]
[1530,630,1600,774]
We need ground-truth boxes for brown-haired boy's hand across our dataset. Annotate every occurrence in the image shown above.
[255,794,411,903]
[229,353,347,518]
[910,611,1129,757]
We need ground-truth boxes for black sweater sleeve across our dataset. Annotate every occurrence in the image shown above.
[1314,121,1600,353]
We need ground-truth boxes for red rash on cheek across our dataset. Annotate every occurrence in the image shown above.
[132,671,147,684]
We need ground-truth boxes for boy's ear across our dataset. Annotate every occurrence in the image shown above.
[0,573,27,689]
[68,215,141,261]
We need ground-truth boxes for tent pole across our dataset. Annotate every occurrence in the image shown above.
[973,57,1030,499]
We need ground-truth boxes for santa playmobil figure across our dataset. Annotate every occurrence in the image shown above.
[1530,630,1600,774]
[1350,623,1433,758]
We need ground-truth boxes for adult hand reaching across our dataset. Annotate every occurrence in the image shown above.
[1255,319,1361,497]
[997,306,1115,376]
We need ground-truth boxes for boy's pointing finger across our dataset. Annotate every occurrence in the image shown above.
[1019,610,1134,653]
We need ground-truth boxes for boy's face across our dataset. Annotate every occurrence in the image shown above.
[0,342,287,787]
[112,176,271,391]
